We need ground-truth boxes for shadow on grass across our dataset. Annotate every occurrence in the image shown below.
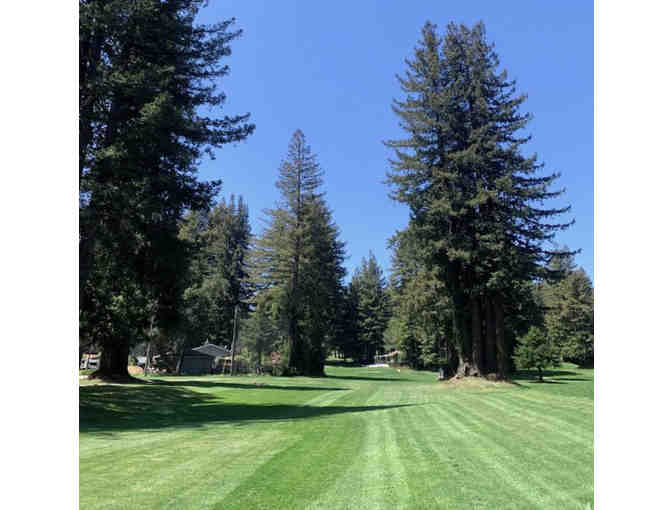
[151,379,351,392]
[511,369,580,384]
[325,374,414,382]
[80,384,414,434]
[325,360,362,368]
[528,380,566,384]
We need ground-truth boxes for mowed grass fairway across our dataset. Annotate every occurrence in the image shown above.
[80,364,593,509]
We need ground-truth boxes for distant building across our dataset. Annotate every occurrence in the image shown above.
[179,343,231,375]
[80,352,100,370]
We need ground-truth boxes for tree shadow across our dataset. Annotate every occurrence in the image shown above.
[80,384,414,435]
[325,360,362,368]
[325,374,414,382]
[527,380,566,384]
[512,369,578,382]
[151,379,351,392]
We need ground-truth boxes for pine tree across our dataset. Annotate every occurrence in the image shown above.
[253,130,346,376]
[79,0,254,378]
[240,294,278,368]
[329,283,361,362]
[350,253,390,363]
[385,21,572,379]
[204,196,254,342]
[299,198,347,374]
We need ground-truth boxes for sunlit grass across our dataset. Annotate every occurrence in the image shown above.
[80,363,593,509]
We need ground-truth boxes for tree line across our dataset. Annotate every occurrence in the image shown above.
[79,1,592,380]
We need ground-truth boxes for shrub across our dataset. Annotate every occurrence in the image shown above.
[513,326,560,381]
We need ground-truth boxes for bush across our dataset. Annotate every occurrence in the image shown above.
[513,326,560,381]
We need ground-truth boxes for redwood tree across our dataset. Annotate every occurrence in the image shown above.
[79,0,254,378]
[385,21,572,378]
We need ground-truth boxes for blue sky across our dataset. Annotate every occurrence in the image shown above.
[195,1,593,281]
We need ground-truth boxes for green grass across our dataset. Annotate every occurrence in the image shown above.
[80,363,593,509]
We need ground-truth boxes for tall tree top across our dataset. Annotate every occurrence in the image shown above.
[276,129,325,213]
[385,21,574,289]
[80,0,255,204]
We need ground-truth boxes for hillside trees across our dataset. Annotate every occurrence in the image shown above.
[385,21,572,378]
[79,0,254,378]
[253,130,346,376]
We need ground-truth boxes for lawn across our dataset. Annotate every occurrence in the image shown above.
[79,363,593,509]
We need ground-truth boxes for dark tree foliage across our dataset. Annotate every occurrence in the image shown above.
[386,229,454,370]
[385,21,573,378]
[349,253,391,364]
[329,284,362,362]
[177,196,253,360]
[79,0,254,378]
[239,294,279,368]
[253,130,346,376]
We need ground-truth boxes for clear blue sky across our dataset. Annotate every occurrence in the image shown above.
[195,1,594,281]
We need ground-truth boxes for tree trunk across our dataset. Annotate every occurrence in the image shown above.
[537,366,543,381]
[470,296,483,376]
[453,291,474,376]
[230,304,239,376]
[439,340,458,380]
[494,294,508,379]
[91,342,131,380]
[176,344,186,375]
[287,307,302,375]
[144,340,151,376]
[484,296,497,374]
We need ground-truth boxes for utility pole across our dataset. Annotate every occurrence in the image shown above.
[230,304,239,376]
[144,315,155,377]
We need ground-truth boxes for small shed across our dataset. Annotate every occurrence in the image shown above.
[179,343,231,375]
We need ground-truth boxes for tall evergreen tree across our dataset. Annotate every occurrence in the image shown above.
[385,21,573,378]
[79,1,254,378]
[253,130,346,376]
[350,253,390,363]
[299,198,347,374]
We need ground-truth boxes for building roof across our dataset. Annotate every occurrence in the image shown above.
[192,343,231,358]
